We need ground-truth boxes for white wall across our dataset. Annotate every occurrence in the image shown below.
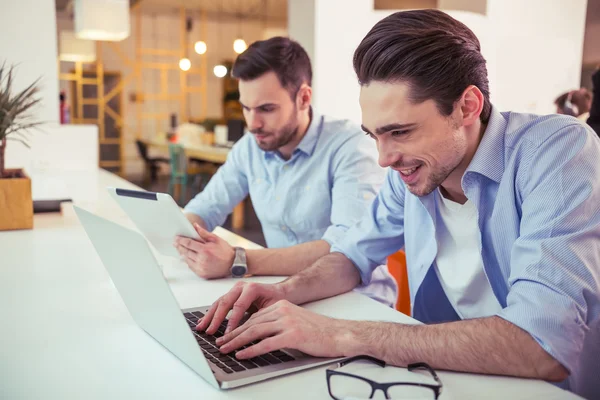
[289,1,493,124]
[487,0,588,114]
[290,0,588,122]
[288,0,316,68]
[310,0,376,123]
[1,0,59,125]
[1,0,60,169]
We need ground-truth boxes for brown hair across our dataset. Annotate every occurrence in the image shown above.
[554,88,592,115]
[353,9,492,122]
[232,36,312,99]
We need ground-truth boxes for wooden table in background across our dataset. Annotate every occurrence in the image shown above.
[141,138,245,230]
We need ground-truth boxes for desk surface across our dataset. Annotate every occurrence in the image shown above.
[143,137,230,164]
[0,169,580,399]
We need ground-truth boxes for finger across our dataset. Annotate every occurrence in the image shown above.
[206,301,233,335]
[175,236,204,253]
[194,223,219,243]
[218,305,280,346]
[183,255,199,268]
[176,244,198,261]
[206,286,244,335]
[225,286,265,334]
[235,335,287,360]
[196,302,218,331]
[219,321,281,354]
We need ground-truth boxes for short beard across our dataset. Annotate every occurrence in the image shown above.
[407,117,465,197]
[254,108,299,152]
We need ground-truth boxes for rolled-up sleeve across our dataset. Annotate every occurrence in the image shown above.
[321,134,386,245]
[183,137,250,232]
[330,170,407,285]
[497,124,600,376]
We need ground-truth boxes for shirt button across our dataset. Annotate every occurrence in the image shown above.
[281,225,287,231]
[283,165,289,170]
[256,178,262,184]
[275,196,280,201]
[305,185,310,191]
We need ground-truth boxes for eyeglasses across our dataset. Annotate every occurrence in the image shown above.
[326,355,443,400]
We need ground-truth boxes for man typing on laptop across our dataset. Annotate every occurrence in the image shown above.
[174,37,395,306]
[193,10,600,398]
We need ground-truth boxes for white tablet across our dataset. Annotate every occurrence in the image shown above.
[107,187,200,257]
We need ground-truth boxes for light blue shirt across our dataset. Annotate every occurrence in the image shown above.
[184,109,397,306]
[331,107,600,396]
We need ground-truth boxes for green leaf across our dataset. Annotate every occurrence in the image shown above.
[0,63,43,141]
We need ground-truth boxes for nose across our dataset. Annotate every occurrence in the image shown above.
[245,110,263,132]
[377,142,401,168]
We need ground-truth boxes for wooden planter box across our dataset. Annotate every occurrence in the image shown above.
[0,169,33,231]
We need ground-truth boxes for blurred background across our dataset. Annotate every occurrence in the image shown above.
[2,0,599,244]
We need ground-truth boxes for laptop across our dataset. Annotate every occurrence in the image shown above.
[74,206,338,389]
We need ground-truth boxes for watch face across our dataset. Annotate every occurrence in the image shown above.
[231,265,247,277]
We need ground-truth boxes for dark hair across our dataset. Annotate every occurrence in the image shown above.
[353,9,492,122]
[555,89,592,115]
[232,36,312,98]
[554,92,570,110]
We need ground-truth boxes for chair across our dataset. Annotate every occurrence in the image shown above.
[135,140,169,185]
[387,250,411,316]
[168,143,217,205]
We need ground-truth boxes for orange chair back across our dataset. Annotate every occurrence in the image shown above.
[387,250,411,315]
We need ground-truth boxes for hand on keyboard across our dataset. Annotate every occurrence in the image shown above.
[184,311,296,374]
[215,300,349,361]
[196,281,286,335]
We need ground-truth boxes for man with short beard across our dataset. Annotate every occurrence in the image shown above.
[175,36,395,306]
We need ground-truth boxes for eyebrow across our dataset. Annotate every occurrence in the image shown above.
[240,102,278,110]
[361,123,418,136]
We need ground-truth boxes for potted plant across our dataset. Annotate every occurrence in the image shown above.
[0,63,43,231]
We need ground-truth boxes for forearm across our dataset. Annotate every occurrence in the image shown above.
[246,240,330,276]
[342,316,568,382]
[279,252,361,305]
[185,213,208,230]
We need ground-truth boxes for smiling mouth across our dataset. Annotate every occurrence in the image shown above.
[399,166,418,176]
[395,164,421,175]
[393,163,423,184]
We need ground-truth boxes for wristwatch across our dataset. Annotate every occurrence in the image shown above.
[230,247,248,278]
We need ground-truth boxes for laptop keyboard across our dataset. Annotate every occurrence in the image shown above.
[183,311,296,374]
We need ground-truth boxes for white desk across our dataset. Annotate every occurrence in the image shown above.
[0,169,580,399]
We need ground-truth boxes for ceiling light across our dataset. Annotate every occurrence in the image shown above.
[213,65,227,78]
[179,58,191,71]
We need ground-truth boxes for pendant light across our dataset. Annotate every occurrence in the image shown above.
[233,0,247,54]
[214,0,227,78]
[75,0,130,41]
[179,15,193,71]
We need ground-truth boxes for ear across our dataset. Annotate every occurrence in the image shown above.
[296,83,312,111]
[458,85,484,127]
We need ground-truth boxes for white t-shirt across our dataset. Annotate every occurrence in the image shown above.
[434,189,502,319]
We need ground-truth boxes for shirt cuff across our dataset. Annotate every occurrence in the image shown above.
[321,224,349,247]
[183,203,218,232]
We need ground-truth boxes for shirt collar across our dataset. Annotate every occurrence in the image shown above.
[294,107,323,157]
[464,105,507,184]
